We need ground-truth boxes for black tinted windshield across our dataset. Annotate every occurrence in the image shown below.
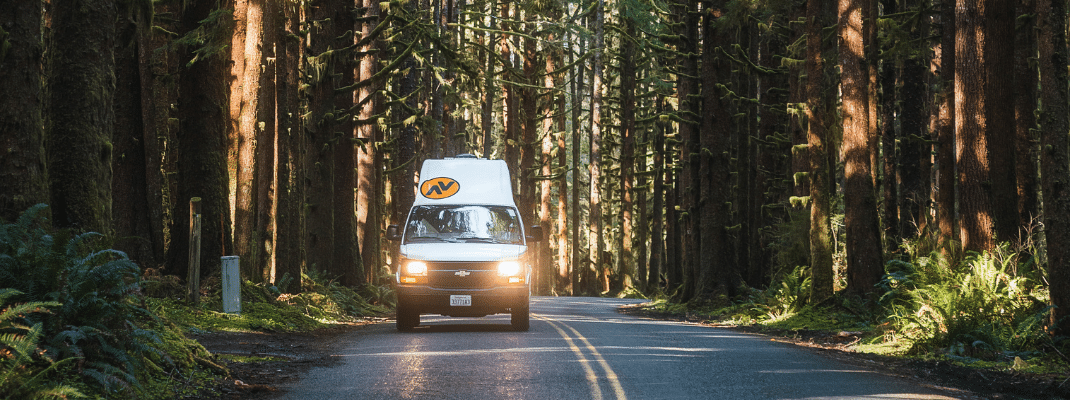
[404,205,522,244]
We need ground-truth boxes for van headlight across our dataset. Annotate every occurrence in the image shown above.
[497,261,521,277]
[405,261,428,276]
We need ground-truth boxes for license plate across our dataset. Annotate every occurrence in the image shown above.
[450,295,472,306]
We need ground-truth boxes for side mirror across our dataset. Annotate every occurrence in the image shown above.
[526,226,544,242]
[387,225,402,241]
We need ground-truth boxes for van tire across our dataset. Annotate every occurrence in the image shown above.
[511,305,529,331]
[396,304,419,331]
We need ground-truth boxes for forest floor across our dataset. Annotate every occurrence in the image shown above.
[185,308,1070,400]
[187,320,381,400]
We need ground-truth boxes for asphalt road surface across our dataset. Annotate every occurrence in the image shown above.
[284,297,966,399]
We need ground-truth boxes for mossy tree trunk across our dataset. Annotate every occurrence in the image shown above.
[807,0,835,303]
[698,0,738,298]
[113,10,161,268]
[1036,0,1070,337]
[46,0,116,234]
[899,0,929,241]
[274,0,304,293]
[0,0,49,222]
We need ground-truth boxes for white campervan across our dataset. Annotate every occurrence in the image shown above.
[388,155,541,331]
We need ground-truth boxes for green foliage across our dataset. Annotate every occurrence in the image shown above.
[768,209,811,275]
[172,8,233,67]
[879,245,1049,357]
[641,231,1060,372]
[0,205,224,398]
[0,289,84,399]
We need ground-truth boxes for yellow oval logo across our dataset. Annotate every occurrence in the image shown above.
[420,177,460,199]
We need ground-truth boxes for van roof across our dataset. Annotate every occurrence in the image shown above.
[414,156,516,207]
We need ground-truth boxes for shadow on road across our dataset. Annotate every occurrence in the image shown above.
[401,323,518,333]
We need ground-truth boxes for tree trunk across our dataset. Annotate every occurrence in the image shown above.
[113,12,158,268]
[589,0,605,294]
[1036,0,1070,337]
[357,0,383,284]
[0,0,49,222]
[172,0,234,281]
[674,0,699,302]
[840,0,884,298]
[880,0,899,249]
[229,0,248,230]
[555,44,569,293]
[47,0,116,234]
[808,0,835,302]
[275,0,304,292]
[698,1,737,298]
[936,0,957,249]
[900,0,928,241]
[986,0,1018,246]
[396,0,420,224]
[520,11,540,292]
[540,24,558,295]
[235,0,264,281]
[650,96,667,290]
[255,0,278,282]
[619,12,637,291]
[481,0,497,157]
[1014,0,1038,235]
[568,25,583,295]
[956,0,995,253]
[332,0,360,287]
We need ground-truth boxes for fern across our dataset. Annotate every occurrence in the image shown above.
[880,246,1047,356]
[0,204,218,398]
[0,288,84,399]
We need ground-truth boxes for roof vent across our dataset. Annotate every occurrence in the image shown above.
[453,153,479,159]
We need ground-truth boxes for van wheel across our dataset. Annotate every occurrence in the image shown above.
[511,305,529,331]
[396,303,419,331]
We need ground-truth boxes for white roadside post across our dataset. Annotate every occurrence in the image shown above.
[221,256,241,314]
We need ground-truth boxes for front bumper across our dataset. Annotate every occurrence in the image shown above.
[397,285,529,317]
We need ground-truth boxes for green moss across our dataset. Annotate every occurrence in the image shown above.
[764,305,851,332]
[147,279,389,334]
[147,297,323,333]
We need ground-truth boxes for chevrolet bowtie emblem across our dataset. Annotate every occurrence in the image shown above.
[455,270,470,277]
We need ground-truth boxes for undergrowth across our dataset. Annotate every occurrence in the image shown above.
[149,273,391,334]
[0,204,224,399]
[1,205,391,398]
[639,226,1068,375]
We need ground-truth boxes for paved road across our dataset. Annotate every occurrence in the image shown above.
[285,297,966,399]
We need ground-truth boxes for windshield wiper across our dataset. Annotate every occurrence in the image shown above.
[407,236,448,243]
[458,236,499,243]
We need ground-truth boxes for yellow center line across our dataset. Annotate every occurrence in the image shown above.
[537,315,628,400]
[538,315,603,399]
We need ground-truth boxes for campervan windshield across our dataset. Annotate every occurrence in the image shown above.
[404,205,522,245]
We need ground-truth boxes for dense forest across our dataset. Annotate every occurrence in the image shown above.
[2,0,1070,343]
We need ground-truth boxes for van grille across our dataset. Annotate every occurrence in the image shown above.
[426,262,499,289]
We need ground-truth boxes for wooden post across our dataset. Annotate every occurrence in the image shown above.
[187,198,203,306]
